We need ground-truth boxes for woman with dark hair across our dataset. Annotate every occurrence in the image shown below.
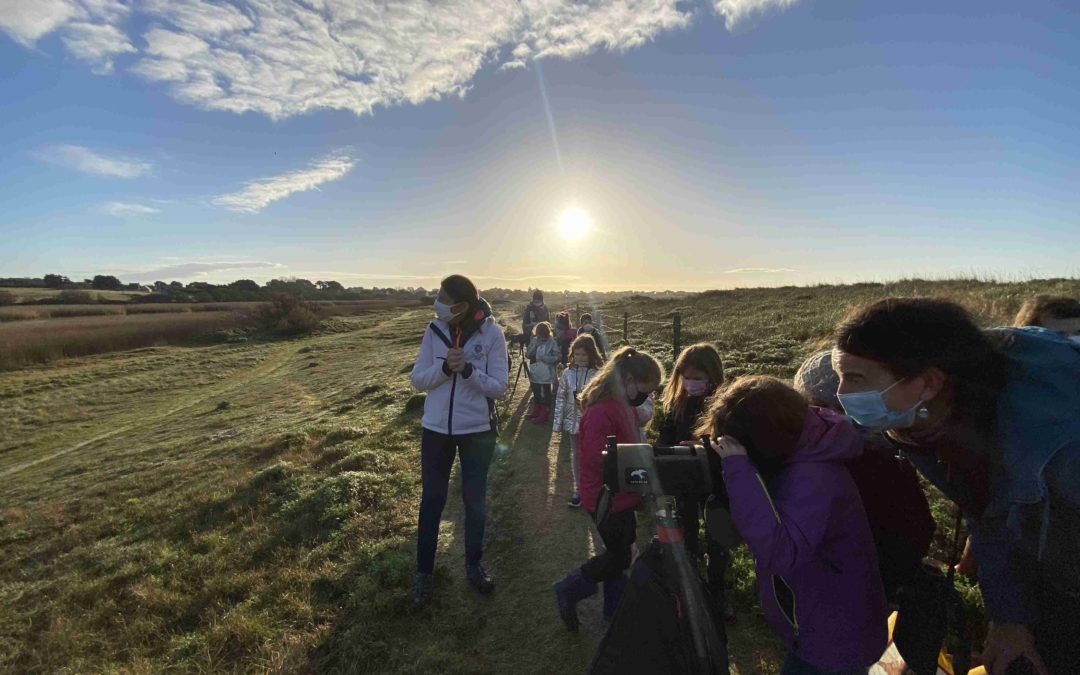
[833,297,1080,675]
[409,274,508,609]
[1013,294,1080,338]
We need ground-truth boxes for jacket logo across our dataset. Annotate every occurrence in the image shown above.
[627,468,649,485]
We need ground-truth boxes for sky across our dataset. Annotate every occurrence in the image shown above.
[2,0,1079,291]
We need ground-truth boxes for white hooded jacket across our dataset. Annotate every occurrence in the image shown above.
[410,312,509,436]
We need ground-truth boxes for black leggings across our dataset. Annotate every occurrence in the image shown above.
[581,509,637,582]
[531,383,553,407]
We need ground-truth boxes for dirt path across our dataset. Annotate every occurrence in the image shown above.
[404,362,627,674]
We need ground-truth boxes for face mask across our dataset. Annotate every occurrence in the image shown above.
[683,378,709,397]
[433,299,463,323]
[580,322,592,331]
[625,380,650,407]
[837,379,925,432]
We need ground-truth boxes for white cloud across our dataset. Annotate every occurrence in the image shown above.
[101,201,161,216]
[0,0,82,46]
[1,0,800,121]
[712,0,800,30]
[724,267,796,274]
[61,21,135,73]
[212,152,355,213]
[1,0,132,70]
[36,144,153,178]
[124,260,284,281]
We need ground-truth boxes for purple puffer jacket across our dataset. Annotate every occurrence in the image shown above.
[722,407,888,670]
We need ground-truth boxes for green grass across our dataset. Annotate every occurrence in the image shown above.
[2,280,1077,673]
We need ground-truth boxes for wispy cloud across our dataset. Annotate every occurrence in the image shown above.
[123,260,285,282]
[62,22,135,73]
[212,152,355,213]
[713,0,800,30]
[35,144,152,178]
[724,267,796,274]
[101,201,161,216]
[2,0,799,120]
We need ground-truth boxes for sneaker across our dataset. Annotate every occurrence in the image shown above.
[412,572,434,610]
[567,493,581,508]
[465,564,495,595]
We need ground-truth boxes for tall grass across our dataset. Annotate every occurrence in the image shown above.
[0,312,248,370]
[0,299,410,323]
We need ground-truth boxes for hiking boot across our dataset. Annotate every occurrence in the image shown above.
[465,564,495,595]
[553,568,598,632]
[567,493,582,508]
[603,574,629,620]
[412,572,434,610]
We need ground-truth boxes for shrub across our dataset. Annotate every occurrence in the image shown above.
[0,290,14,306]
[54,290,95,304]
[252,294,324,335]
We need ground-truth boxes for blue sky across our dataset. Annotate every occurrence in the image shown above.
[2,0,1078,290]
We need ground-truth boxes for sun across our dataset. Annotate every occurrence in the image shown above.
[557,207,591,241]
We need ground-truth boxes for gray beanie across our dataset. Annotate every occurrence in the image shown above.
[793,350,841,411]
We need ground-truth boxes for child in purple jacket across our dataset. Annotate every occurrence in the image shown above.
[697,375,887,674]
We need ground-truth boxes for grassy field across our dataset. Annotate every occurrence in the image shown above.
[2,279,1077,674]
[0,299,430,370]
[0,299,427,323]
[0,287,148,303]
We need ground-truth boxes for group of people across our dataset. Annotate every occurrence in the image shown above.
[410,275,1080,675]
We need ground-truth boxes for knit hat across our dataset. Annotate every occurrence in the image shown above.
[793,350,841,411]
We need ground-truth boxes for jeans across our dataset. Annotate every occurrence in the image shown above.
[416,428,497,574]
[568,434,580,495]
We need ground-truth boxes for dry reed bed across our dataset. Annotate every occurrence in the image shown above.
[0,312,248,371]
[0,299,422,322]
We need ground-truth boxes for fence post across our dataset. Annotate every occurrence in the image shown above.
[623,312,629,343]
[673,312,681,359]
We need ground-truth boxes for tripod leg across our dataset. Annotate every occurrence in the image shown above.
[501,349,530,421]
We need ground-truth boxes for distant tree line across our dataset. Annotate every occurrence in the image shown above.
[1,275,696,306]
[0,274,445,304]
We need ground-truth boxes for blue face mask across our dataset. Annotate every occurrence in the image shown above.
[837,379,925,432]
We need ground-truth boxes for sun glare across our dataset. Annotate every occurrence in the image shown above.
[557,207,591,241]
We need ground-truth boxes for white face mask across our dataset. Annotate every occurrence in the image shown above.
[433,299,463,323]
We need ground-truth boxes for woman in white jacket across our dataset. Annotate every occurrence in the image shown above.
[409,275,508,609]
[525,321,561,425]
[552,334,604,507]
